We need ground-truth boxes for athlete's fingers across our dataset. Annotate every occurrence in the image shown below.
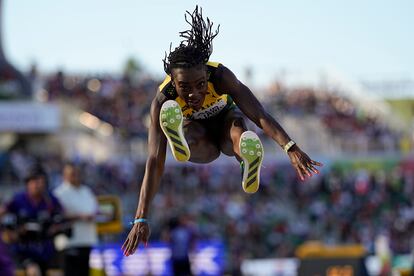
[296,167,305,181]
[121,238,129,253]
[299,162,312,177]
[297,155,311,177]
[123,242,130,256]
[141,235,148,248]
[122,238,132,251]
[304,162,319,174]
[131,234,140,255]
[309,160,322,174]
[306,167,312,177]
[311,160,323,167]
[126,241,135,256]
[141,229,149,244]
[126,233,138,256]
[142,223,150,239]
[309,166,319,174]
[311,164,320,174]
[123,236,134,256]
[124,239,132,256]
[121,237,128,250]
[140,225,150,248]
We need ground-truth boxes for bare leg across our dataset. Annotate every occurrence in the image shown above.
[183,120,220,163]
[219,109,248,160]
[219,109,263,193]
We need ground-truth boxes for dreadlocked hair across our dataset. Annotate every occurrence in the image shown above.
[163,6,220,75]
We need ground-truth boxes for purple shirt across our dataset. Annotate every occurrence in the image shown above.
[5,191,63,262]
[0,239,14,276]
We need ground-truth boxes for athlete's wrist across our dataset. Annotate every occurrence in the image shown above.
[283,140,296,153]
[136,213,148,221]
[130,218,148,225]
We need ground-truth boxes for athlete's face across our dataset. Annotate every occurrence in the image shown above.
[171,65,208,111]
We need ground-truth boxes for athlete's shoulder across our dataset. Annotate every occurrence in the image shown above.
[158,75,177,99]
[206,61,221,68]
[207,61,235,84]
[158,75,172,91]
[207,62,240,94]
[206,61,223,82]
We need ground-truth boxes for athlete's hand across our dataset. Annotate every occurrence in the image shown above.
[287,145,322,181]
[121,222,150,256]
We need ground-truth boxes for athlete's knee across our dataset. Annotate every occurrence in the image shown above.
[232,116,246,129]
[220,141,235,156]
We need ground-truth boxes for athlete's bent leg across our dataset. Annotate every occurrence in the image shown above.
[239,131,264,193]
[219,109,264,193]
[219,109,247,158]
[160,100,191,162]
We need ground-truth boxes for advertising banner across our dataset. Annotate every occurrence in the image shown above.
[90,241,224,276]
[0,102,60,133]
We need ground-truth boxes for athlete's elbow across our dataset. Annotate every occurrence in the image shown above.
[253,109,271,128]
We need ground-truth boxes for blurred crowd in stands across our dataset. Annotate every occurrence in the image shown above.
[32,66,403,153]
[0,65,411,273]
[1,145,414,273]
[265,84,402,153]
[140,160,414,259]
[38,67,158,139]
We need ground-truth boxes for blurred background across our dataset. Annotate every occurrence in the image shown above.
[1,0,413,275]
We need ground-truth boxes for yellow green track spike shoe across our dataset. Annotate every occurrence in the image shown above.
[159,100,190,162]
[239,131,264,193]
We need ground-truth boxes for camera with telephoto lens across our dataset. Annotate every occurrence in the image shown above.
[1,212,72,243]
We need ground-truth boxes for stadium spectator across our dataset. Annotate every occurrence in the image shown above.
[164,215,196,276]
[0,165,63,276]
[54,163,98,276]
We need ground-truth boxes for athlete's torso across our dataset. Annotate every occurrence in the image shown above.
[158,61,234,120]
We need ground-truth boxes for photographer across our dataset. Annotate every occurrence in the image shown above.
[0,165,64,276]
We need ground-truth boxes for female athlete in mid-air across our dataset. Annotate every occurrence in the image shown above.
[122,6,322,256]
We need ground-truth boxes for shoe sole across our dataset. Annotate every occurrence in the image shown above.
[159,100,190,162]
[239,131,264,193]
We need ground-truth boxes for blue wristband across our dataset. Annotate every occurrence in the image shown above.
[130,218,148,225]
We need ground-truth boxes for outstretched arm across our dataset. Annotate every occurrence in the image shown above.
[215,65,322,180]
[122,93,167,256]
[135,94,168,219]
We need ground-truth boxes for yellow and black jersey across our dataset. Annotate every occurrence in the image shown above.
[158,61,235,120]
